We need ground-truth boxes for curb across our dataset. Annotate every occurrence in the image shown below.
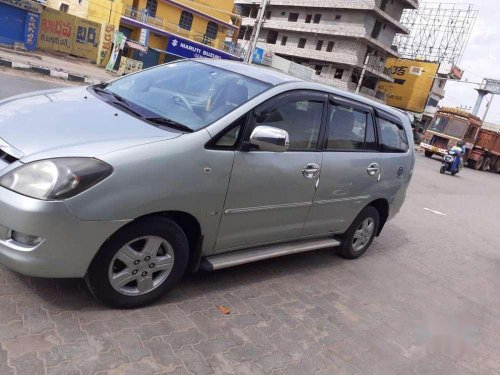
[0,57,103,85]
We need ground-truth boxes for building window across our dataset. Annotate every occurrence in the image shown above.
[266,30,278,44]
[146,0,157,17]
[179,11,194,31]
[298,38,306,48]
[334,68,344,79]
[313,14,322,23]
[305,14,312,23]
[288,13,299,22]
[335,15,341,21]
[59,3,69,12]
[281,36,288,45]
[315,65,323,76]
[265,10,272,19]
[205,21,218,40]
[316,40,324,51]
[326,41,335,52]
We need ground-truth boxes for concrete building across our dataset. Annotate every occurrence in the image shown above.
[235,0,418,101]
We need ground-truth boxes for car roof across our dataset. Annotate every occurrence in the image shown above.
[198,59,304,85]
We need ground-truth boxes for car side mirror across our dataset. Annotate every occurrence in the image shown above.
[249,125,289,152]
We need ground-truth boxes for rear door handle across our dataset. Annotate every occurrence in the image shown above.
[302,163,321,179]
[367,163,380,176]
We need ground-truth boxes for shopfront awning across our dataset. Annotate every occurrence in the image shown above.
[125,40,148,53]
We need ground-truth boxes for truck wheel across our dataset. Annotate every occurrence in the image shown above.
[86,217,189,308]
[337,206,379,260]
[494,160,500,174]
[475,156,484,170]
[424,151,433,158]
[481,157,491,172]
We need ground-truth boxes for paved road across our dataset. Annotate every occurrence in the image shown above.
[0,71,499,375]
[0,69,69,99]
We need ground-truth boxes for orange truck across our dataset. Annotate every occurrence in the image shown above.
[420,107,500,173]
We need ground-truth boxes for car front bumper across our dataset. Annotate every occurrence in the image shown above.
[0,187,129,278]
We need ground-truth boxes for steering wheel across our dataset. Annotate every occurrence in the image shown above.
[172,94,194,112]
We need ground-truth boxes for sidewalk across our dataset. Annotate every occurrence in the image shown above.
[0,47,115,84]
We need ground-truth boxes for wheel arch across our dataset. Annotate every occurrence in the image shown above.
[367,198,389,236]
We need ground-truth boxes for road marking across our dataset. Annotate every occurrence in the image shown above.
[424,208,447,216]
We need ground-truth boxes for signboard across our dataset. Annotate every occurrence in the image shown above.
[252,47,264,64]
[99,24,114,67]
[0,0,43,13]
[378,58,439,113]
[37,8,101,61]
[23,12,40,51]
[166,36,240,60]
[482,78,500,95]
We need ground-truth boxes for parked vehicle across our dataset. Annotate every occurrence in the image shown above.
[420,107,500,173]
[0,60,415,307]
[440,149,461,175]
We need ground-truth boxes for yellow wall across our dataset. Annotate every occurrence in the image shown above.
[45,0,90,18]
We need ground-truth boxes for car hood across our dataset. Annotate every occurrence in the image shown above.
[0,87,180,160]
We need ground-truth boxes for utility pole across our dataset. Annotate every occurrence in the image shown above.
[244,0,269,64]
[356,53,371,94]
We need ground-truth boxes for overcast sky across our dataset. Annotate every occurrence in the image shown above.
[439,0,500,124]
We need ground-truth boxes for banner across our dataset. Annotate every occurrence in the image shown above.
[105,31,126,72]
[37,8,101,61]
[117,57,143,76]
[378,58,439,113]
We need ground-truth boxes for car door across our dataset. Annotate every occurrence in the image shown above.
[303,95,381,235]
[214,91,327,252]
[375,110,413,211]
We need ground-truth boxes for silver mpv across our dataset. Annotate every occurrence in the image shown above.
[0,60,414,307]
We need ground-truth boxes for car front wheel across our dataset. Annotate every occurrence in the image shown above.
[86,217,189,308]
[337,206,380,259]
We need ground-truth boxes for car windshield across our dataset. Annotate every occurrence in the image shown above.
[98,61,271,131]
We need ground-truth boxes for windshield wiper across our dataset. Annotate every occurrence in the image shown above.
[111,100,144,117]
[145,117,194,133]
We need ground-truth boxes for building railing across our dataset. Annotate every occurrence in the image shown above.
[123,5,232,52]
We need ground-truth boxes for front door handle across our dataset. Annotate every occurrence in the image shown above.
[367,163,380,176]
[302,163,321,179]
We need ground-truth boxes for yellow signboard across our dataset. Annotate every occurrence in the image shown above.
[37,8,101,61]
[378,58,439,113]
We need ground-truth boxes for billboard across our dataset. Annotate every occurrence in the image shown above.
[378,58,439,113]
[166,35,240,60]
[37,8,101,61]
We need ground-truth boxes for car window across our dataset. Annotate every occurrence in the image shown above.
[213,115,248,149]
[102,61,271,131]
[255,99,323,151]
[378,117,409,153]
[327,103,377,151]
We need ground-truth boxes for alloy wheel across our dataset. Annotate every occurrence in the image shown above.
[352,217,375,252]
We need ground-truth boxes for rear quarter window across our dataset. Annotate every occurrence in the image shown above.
[378,117,409,153]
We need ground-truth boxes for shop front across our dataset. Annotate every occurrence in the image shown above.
[0,0,42,51]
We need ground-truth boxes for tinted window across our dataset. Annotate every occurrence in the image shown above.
[256,99,323,151]
[327,104,377,151]
[213,115,248,149]
[378,117,409,153]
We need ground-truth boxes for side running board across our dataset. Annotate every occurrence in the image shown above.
[200,237,340,271]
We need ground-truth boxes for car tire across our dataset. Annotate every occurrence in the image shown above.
[337,206,380,260]
[424,151,433,158]
[440,165,446,174]
[86,217,189,308]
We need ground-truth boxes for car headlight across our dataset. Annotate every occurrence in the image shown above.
[0,158,113,200]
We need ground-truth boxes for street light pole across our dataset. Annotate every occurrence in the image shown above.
[244,0,269,64]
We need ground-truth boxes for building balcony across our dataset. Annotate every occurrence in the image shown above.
[123,5,231,52]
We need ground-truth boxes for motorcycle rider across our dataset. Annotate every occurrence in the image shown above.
[450,141,465,172]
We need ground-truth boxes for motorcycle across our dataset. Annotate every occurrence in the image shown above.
[440,149,461,175]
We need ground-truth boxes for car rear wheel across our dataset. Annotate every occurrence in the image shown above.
[86,217,189,308]
[337,206,379,260]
